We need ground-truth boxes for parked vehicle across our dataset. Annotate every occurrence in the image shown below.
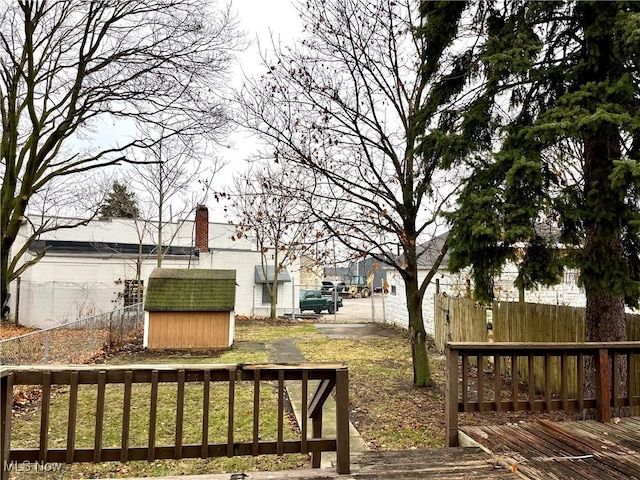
[346,275,371,298]
[299,289,342,314]
[321,280,346,296]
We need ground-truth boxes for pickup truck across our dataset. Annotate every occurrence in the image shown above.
[299,289,342,314]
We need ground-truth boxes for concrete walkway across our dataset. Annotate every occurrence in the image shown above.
[271,337,369,469]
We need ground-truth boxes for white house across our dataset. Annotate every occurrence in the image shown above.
[7,206,300,328]
[383,233,586,335]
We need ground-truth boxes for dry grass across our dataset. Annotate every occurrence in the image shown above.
[234,320,318,342]
[297,333,448,450]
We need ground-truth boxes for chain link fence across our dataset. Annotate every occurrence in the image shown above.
[0,303,144,365]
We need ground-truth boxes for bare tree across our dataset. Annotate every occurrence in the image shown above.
[228,162,322,320]
[96,192,152,307]
[0,0,243,314]
[131,124,226,267]
[237,0,471,386]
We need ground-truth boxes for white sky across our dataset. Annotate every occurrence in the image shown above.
[70,1,301,222]
[210,0,303,220]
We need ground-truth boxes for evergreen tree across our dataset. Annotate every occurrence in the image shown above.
[444,2,640,342]
[100,181,141,220]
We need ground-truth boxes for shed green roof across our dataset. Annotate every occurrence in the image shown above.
[144,268,236,312]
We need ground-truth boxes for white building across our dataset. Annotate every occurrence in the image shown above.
[7,206,300,328]
[382,234,585,335]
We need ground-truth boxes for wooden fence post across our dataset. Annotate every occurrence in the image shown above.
[335,368,350,474]
[595,348,611,423]
[311,410,322,468]
[445,346,459,447]
[1,372,14,480]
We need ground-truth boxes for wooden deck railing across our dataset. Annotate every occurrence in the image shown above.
[0,363,350,479]
[445,342,640,447]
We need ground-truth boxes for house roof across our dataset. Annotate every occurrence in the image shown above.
[22,215,255,253]
[413,220,562,270]
[416,232,449,268]
[144,268,236,312]
[29,239,197,257]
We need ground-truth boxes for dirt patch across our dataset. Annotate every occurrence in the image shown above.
[315,323,399,339]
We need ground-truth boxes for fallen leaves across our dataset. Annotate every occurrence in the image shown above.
[0,323,37,339]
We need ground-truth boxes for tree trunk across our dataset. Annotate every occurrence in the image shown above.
[156,207,163,268]
[1,246,10,318]
[270,286,277,320]
[269,274,278,319]
[405,274,433,386]
[1,194,26,319]
[136,243,143,304]
[585,294,625,342]
[580,3,626,344]
[582,129,626,343]
[581,98,627,411]
[270,252,279,320]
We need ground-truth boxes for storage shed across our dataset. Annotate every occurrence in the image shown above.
[143,268,236,349]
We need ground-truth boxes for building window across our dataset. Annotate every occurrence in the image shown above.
[124,279,144,306]
[391,285,397,295]
[262,284,272,304]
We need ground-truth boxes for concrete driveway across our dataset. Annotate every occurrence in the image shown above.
[320,294,388,323]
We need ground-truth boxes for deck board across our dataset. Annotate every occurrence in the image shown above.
[352,448,516,478]
[114,448,518,479]
[461,416,640,480]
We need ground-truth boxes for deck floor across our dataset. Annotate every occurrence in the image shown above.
[123,448,517,479]
[350,447,516,479]
[114,418,640,479]
[460,416,640,480]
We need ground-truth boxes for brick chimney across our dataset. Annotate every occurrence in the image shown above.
[195,205,208,252]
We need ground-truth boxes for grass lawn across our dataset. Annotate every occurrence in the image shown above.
[297,333,447,450]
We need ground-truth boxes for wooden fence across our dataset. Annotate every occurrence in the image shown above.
[434,295,487,352]
[0,363,350,479]
[492,302,640,398]
[449,300,640,344]
[445,342,640,447]
[434,296,640,347]
[492,302,587,343]
[435,297,640,404]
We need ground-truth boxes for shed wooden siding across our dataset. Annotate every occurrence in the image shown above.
[147,311,231,349]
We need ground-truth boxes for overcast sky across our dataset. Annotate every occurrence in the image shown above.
[85,1,302,222]
[208,0,302,220]
[233,0,301,67]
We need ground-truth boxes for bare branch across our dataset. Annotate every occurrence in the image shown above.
[1,0,244,309]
